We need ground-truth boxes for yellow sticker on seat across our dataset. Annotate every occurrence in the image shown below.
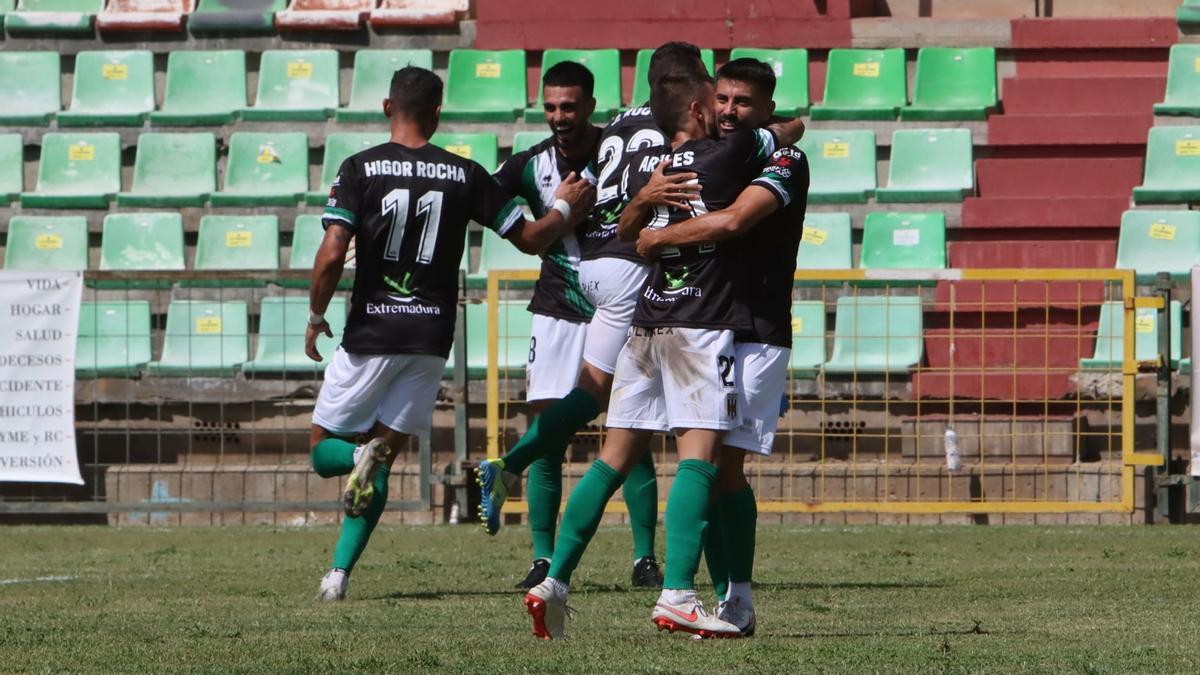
[475,62,502,78]
[1176,139,1200,155]
[1135,315,1154,333]
[1194,56,1200,73]
[852,62,879,77]
[823,142,849,158]
[102,64,128,80]
[791,317,804,334]
[257,146,280,164]
[444,144,472,159]
[801,227,828,246]
[287,61,313,79]
[68,143,94,161]
[196,317,222,334]
[35,234,62,250]
[226,231,253,248]
[1149,223,1176,240]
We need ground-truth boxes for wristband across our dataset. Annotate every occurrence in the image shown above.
[551,198,572,222]
[308,311,325,326]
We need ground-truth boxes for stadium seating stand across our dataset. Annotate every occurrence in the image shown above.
[1154,44,1200,115]
[728,48,810,116]
[5,0,101,33]
[3,216,89,271]
[369,0,467,28]
[524,49,622,122]
[210,132,309,206]
[789,301,826,377]
[0,135,21,203]
[57,51,155,127]
[430,132,498,173]
[243,49,340,121]
[188,0,284,33]
[336,50,434,122]
[96,0,192,32]
[1080,301,1182,371]
[146,300,250,377]
[242,296,347,374]
[150,51,248,126]
[876,129,974,203]
[440,49,527,122]
[824,296,924,374]
[901,47,997,121]
[1115,210,1200,284]
[1132,126,1200,204]
[797,130,876,203]
[796,213,853,272]
[811,48,907,121]
[76,301,154,378]
[275,0,369,31]
[21,133,121,209]
[117,133,217,208]
[0,52,60,125]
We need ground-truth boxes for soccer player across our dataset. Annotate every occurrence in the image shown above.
[523,70,804,639]
[637,58,811,637]
[305,66,595,602]
[476,44,713,589]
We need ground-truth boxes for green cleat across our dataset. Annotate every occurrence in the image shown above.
[476,458,517,535]
[342,438,390,517]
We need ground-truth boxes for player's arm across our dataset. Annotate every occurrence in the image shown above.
[307,159,360,362]
[616,158,699,241]
[766,116,805,147]
[636,185,778,258]
[505,172,596,255]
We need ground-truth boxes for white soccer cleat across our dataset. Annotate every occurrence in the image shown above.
[318,568,348,602]
[651,593,741,639]
[342,438,390,517]
[717,598,756,637]
[524,579,571,640]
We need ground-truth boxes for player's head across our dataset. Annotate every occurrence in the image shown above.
[650,72,718,140]
[384,66,443,138]
[715,58,776,137]
[647,42,709,93]
[541,61,597,149]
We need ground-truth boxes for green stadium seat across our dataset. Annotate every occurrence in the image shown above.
[117,133,216,208]
[430,132,498,173]
[630,48,714,106]
[1156,44,1200,116]
[5,0,100,33]
[440,49,526,122]
[57,51,154,127]
[146,300,250,377]
[823,295,923,374]
[0,52,60,125]
[860,212,947,270]
[1179,0,1200,27]
[1132,126,1200,204]
[99,212,185,272]
[287,214,355,289]
[524,49,622,122]
[3,216,88,271]
[21,133,120,208]
[76,301,153,379]
[210,132,308,207]
[467,228,539,289]
[150,50,247,126]
[901,47,997,121]
[789,301,826,377]
[729,48,810,116]
[811,48,907,121]
[512,131,551,154]
[0,134,21,203]
[1115,210,1200,284]
[796,212,853,272]
[243,50,339,121]
[876,129,974,203]
[306,132,389,205]
[194,215,280,278]
[797,130,876,203]
[0,0,8,27]
[1080,301,1182,371]
[242,296,347,374]
[188,0,284,32]
[337,50,434,122]
[460,300,532,379]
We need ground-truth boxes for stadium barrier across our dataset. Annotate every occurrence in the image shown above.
[486,268,1166,516]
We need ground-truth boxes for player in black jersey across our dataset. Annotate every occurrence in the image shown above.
[636,58,810,637]
[304,66,595,602]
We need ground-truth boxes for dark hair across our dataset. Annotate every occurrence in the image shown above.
[388,66,443,121]
[647,41,708,90]
[716,57,776,99]
[650,72,713,136]
[542,60,594,99]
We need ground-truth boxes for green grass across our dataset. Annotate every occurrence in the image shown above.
[1,524,1199,672]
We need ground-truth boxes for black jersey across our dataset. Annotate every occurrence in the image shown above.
[492,132,599,322]
[581,107,668,262]
[323,142,524,357]
[627,127,777,331]
[739,145,810,348]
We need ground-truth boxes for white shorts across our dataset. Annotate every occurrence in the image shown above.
[578,257,649,374]
[724,342,790,456]
[607,327,740,432]
[312,347,446,437]
[526,313,586,402]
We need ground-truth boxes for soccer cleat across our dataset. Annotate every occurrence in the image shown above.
[717,598,756,637]
[630,556,664,588]
[516,558,550,590]
[476,459,518,536]
[524,579,572,640]
[318,568,348,602]
[342,438,389,518]
[651,594,741,639]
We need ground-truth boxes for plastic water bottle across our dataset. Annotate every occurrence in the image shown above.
[944,428,961,472]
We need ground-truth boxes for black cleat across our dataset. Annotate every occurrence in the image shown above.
[631,556,664,588]
[516,559,551,590]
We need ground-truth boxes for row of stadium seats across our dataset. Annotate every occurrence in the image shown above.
[0,47,997,125]
[1134,126,1200,204]
[0,0,465,33]
[0,129,977,208]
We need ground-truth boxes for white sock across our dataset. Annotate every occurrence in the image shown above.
[660,589,695,605]
[728,581,753,608]
[545,576,570,598]
[352,444,365,464]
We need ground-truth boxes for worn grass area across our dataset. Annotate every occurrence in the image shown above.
[1,524,1198,672]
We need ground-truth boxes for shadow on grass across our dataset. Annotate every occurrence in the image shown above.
[776,620,1007,640]
[756,580,944,591]
[377,580,940,601]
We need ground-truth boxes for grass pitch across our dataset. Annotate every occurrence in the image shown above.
[2,523,1198,673]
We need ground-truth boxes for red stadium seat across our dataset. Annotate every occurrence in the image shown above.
[96,0,193,32]
[369,0,465,28]
[275,0,372,31]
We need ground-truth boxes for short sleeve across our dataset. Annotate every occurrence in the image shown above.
[322,157,362,231]
[471,163,524,237]
[751,146,809,208]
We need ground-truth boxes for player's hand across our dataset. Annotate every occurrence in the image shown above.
[553,172,597,225]
[641,157,699,210]
[305,320,332,362]
[635,227,665,260]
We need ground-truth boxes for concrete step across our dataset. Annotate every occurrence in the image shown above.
[988,112,1154,145]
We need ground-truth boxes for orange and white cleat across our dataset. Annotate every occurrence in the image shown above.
[651,593,741,639]
[524,579,572,640]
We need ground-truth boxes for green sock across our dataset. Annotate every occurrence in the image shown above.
[663,459,718,590]
[719,485,758,584]
[311,437,357,478]
[622,451,658,560]
[703,500,729,600]
[331,465,390,572]
[546,459,624,584]
[501,388,599,475]
[527,453,564,561]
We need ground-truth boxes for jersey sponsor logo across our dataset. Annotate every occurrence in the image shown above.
[382,272,418,298]
[362,159,468,183]
[365,300,442,315]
